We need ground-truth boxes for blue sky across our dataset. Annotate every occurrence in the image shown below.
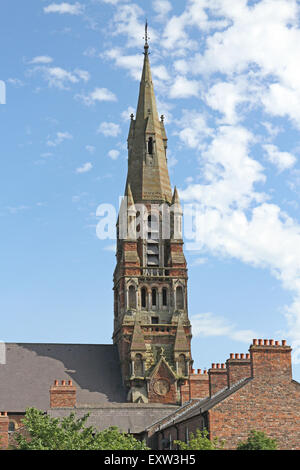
[1,0,300,381]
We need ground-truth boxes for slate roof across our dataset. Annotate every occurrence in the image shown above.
[49,404,179,434]
[0,343,127,411]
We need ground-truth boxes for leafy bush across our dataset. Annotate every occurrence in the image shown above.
[175,428,224,450]
[14,408,149,450]
[237,430,277,450]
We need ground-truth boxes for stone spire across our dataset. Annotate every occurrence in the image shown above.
[126,22,172,205]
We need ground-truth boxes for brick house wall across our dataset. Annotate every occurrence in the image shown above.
[153,340,300,450]
[208,340,300,449]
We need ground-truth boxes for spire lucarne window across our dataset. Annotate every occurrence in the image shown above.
[113,24,192,404]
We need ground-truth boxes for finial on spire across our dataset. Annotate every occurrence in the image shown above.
[143,20,149,54]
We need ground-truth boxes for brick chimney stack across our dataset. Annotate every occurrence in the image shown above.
[250,339,292,383]
[0,412,9,449]
[180,369,209,404]
[50,380,76,408]
[226,353,251,388]
[208,363,227,397]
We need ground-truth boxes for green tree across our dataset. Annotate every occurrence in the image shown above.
[237,430,277,450]
[14,408,149,450]
[174,428,224,450]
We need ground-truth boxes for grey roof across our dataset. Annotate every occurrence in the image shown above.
[0,343,127,411]
[49,404,179,434]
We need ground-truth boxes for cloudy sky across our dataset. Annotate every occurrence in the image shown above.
[1,0,300,380]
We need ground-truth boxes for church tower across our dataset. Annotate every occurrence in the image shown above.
[113,24,192,404]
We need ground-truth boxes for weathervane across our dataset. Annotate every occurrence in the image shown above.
[143,20,150,54]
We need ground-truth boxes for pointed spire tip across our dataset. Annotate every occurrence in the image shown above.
[144,20,149,54]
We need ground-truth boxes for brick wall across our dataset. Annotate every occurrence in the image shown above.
[156,340,300,450]
[0,412,9,449]
[208,340,300,449]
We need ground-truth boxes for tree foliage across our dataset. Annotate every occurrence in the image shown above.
[237,430,277,450]
[174,428,224,450]
[14,408,149,450]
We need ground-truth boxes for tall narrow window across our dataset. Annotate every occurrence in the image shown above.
[128,286,136,309]
[162,287,168,306]
[178,354,186,376]
[152,288,157,307]
[148,137,153,154]
[141,287,147,309]
[134,354,143,376]
[176,286,184,310]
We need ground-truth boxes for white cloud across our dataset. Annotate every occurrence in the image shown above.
[97,122,121,137]
[121,106,135,122]
[108,149,120,160]
[153,0,172,22]
[263,144,297,172]
[169,76,200,99]
[7,78,24,87]
[191,312,259,344]
[76,162,93,174]
[179,121,300,360]
[29,56,54,64]
[110,3,154,48]
[47,131,73,147]
[101,48,143,81]
[76,87,117,106]
[30,66,90,90]
[44,2,84,15]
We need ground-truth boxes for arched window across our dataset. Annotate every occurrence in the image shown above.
[152,288,157,307]
[141,287,147,309]
[128,285,136,309]
[178,354,186,376]
[176,286,184,310]
[162,287,168,306]
[135,354,143,376]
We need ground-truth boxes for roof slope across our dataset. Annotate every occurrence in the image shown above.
[0,343,127,411]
